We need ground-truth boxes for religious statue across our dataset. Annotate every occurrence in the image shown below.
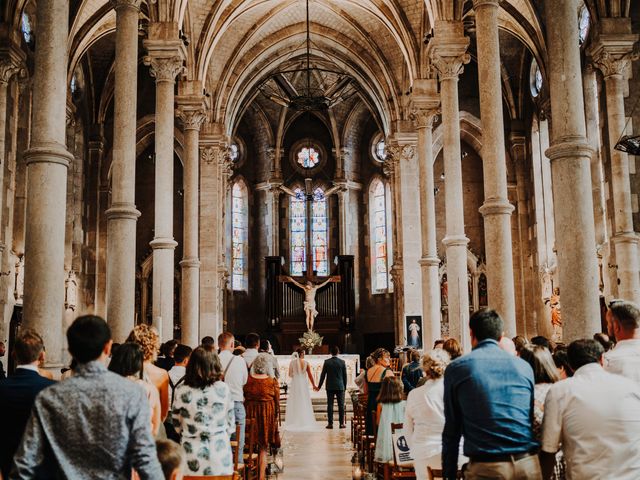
[282,275,340,331]
[545,287,562,341]
[407,318,421,348]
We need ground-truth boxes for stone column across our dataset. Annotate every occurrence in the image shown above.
[411,79,441,349]
[590,30,640,303]
[473,0,516,335]
[430,22,471,347]
[144,27,184,341]
[177,94,206,347]
[106,0,141,342]
[544,0,600,339]
[22,0,73,365]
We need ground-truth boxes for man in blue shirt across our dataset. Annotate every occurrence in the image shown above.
[442,309,540,479]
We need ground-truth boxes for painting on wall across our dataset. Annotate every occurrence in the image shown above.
[406,315,422,349]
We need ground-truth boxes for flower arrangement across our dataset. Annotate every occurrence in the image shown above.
[298,330,323,352]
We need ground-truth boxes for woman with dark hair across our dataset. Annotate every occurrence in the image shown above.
[364,348,394,435]
[109,342,161,436]
[171,347,235,476]
[552,348,573,379]
[373,376,406,463]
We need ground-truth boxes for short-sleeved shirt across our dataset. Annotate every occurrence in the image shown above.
[604,339,640,383]
[541,363,640,480]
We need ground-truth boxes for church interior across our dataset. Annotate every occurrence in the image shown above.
[0,0,639,367]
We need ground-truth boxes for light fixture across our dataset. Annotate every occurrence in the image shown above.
[258,0,356,111]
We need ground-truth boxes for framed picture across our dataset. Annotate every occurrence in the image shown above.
[405,315,422,349]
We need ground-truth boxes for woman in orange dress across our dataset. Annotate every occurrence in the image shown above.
[244,353,280,480]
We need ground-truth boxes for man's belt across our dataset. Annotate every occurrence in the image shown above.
[470,450,537,463]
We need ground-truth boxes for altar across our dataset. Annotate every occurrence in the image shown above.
[275,354,360,391]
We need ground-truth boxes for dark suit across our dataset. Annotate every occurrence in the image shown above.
[318,355,347,426]
[0,368,55,477]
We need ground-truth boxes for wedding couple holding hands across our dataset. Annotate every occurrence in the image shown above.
[283,345,348,431]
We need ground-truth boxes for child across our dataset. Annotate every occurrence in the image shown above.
[374,376,406,463]
[156,440,184,480]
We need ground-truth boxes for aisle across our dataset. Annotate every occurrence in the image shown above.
[279,421,354,479]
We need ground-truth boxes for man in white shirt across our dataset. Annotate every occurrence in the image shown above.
[219,331,248,463]
[540,339,640,480]
[168,344,191,404]
[604,299,640,382]
[242,332,260,369]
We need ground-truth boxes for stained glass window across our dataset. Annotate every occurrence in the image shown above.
[311,188,328,276]
[297,147,320,169]
[231,181,247,291]
[375,140,386,162]
[530,59,542,98]
[21,12,33,45]
[371,179,389,291]
[230,144,239,163]
[70,74,78,94]
[290,188,307,276]
[578,2,590,45]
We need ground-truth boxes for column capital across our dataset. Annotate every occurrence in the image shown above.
[0,42,27,85]
[429,32,470,80]
[409,107,440,129]
[143,33,185,83]
[109,0,141,11]
[588,33,639,78]
[383,143,400,177]
[472,0,501,8]
[177,105,207,131]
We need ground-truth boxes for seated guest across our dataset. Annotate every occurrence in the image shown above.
[156,440,184,480]
[442,338,462,360]
[0,330,55,478]
[604,300,640,382]
[156,340,178,371]
[244,353,280,480]
[540,339,640,480]
[11,315,163,479]
[259,339,280,379]
[552,349,573,379]
[109,342,162,437]
[374,377,406,463]
[172,347,235,476]
[404,349,451,479]
[443,309,540,480]
[128,325,170,422]
[401,349,423,394]
[168,344,192,404]
[242,332,261,368]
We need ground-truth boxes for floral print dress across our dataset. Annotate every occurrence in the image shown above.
[172,380,235,475]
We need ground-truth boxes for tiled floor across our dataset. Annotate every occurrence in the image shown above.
[278,421,355,479]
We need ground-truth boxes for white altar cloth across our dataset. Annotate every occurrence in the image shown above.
[274,354,360,391]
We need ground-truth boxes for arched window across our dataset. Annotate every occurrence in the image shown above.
[289,186,329,276]
[530,59,542,98]
[531,115,555,269]
[578,2,590,45]
[370,178,392,292]
[231,181,248,291]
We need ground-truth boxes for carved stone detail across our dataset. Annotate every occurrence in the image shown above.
[201,146,216,165]
[144,55,184,82]
[591,48,639,78]
[178,109,207,131]
[409,107,439,129]
[0,57,26,85]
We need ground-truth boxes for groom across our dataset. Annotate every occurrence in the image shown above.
[315,345,347,429]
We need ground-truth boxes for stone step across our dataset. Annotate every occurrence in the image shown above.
[280,395,353,422]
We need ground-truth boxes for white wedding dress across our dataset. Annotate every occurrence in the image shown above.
[283,353,318,431]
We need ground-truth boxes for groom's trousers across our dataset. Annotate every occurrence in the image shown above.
[326,390,345,426]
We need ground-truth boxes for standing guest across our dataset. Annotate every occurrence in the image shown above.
[316,345,348,428]
[109,342,162,437]
[433,339,445,349]
[156,440,184,480]
[401,349,423,394]
[593,332,614,352]
[443,309,540,480]
[0,341,6,379]
[373,377,406,463]
[604,300,640,382]
[499,336,517,356]
[259,339,280,379]
[442,338,462,360]
[405,349,452,479]
[244,353,280,480]
[218,331,248,464]
[531,335,553,351]
[364,348,394,435]
[242,332,260,368]
[172,347,235,476]
[552,349,573,379]
[354,356,375,394]
[201,336,215,351]
[513,335,529,355]
[0,330,55,478]
[233,346,246,356]
[156,340,178,371]
[540,339,640,480]
[168,344,192,390]
[127,325,170,423]
[10,315,163,479]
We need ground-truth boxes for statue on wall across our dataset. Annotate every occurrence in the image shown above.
[440,273,448,306]
[545,287,562,341]
[281,275,340,331]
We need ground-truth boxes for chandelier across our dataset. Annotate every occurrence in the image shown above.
[258,0,357,111]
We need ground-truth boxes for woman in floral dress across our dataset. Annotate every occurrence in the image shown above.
[172,347,235,476]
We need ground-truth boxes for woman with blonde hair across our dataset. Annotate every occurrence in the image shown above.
[127,325,170,426]
[404,349,452,479]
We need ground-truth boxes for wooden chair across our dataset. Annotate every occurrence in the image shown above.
[384,423,416,480]
[231,423,244,480]
[389,358,401,375]
[243,418,259,480]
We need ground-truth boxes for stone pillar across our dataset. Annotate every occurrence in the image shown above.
[410,78,441,349]
[177,94,206,347]
[144,26,185,341]
[590,29,640,303]
[473,0,516,335]
[106,0,142,342]
[22,0,73,365]
[544,0,600,340]
[430,22,471,347]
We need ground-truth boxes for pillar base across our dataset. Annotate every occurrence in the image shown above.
[479,198,514,217]
[150,237,178,250]
[419,256,441,267]
[442,235,469,248]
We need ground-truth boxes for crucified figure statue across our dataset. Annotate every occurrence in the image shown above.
[282,275,340,331]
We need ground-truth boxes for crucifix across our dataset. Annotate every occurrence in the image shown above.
[279,178,341,331]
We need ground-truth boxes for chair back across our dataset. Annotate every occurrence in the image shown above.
[232,423,242,472]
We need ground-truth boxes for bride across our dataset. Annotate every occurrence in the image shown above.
[284,348,319,431]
